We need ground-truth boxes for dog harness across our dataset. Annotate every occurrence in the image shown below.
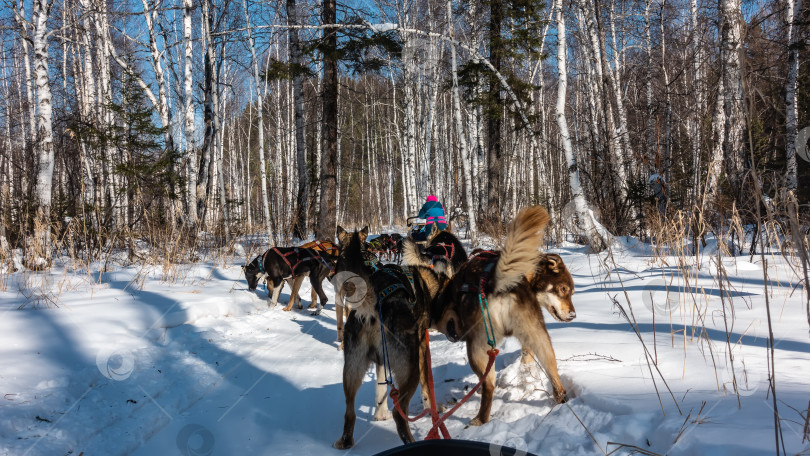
[301,240,338,257]
[458,251,498,294]
[427,242,456,267]
[456,254,498,348]
[271,247,330,278]
[258,250,269,274]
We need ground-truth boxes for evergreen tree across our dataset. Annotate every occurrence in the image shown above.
[76,70,182,232]
[110,71,182,228]
[458,0,547,223]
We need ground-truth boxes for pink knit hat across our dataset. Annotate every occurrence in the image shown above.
[426,195,438,202]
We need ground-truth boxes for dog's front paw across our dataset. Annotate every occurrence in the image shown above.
[282,306,293,312]
[308,302,317,309]
[554,388,567,404]
[373,409,392,421]
[333,436,353,450]
[469,416,487,426]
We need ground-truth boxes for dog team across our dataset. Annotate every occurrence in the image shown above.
[243,205,576,449]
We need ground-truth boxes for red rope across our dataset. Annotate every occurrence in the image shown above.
[388,329,499,441]
[425,348,498,437]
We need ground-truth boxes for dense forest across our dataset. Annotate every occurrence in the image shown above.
[0,0,808,266]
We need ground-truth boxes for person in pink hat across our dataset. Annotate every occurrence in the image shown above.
[413,195,447,241]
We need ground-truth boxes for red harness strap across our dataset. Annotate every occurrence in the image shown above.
[388,329,499,440]
[272,247,312,278]
[313,241,338,256]
[430,242,456,265]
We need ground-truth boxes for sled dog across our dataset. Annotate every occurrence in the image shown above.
[401,230,468,278]
[332,227,444,449]
[433,206,575,425]
[244,247,334,313]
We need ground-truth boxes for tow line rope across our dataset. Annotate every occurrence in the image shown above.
[388,329,499,440]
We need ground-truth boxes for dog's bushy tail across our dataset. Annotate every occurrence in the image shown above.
[401,239,428,267]
[494,206,550,294]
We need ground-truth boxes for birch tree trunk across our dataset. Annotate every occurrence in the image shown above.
[402,80,419,214]
[660,1,672,186]
[447,0,477,240]
[690,0,705,205]
[215,63,229,239]
[785,0,801,191]
[603,1,635,186]
[644,0,656,174]
[242,0,272,239]
[555,0,611,252]
[183,0,197,226]
[197,0,217,229]
[288,0,309,239]
[30,0,55,268]
[13,0,37,156]
[140,0,178,224]
[317,0,338,240]
[706,0,746,203]
[91,0,121,230]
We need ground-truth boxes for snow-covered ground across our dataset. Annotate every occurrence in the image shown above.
[1,234,808,455]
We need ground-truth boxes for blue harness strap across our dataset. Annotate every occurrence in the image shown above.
[377,282,407,386]
[258,250,268,274]
[402,267,415,291]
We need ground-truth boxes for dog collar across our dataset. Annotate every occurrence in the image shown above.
[258,250,268,274]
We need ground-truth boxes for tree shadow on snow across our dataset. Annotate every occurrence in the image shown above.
[18,273,400,455]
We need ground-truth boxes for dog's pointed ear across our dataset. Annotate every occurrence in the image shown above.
[359,226,369,243]
[539,253,562,274]
[427,223,439,243]
[336,226,348,245]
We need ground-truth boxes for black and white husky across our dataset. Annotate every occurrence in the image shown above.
[244,247,334,314]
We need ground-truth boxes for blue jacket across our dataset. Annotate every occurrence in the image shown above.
[418,201,447,230]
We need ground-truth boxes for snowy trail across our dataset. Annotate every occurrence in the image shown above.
[2,241,810,455]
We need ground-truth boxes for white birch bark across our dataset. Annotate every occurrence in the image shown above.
[13,0,37,155]
[140,0,178,224]
[140,0,171,144]
[197,0,216,228]
[447,0,477,239]
[403,82,418,214]
[644,0,656,173]
[92,0,122,229]
[31,0,55,267]
[660,1,672,185]
[706,0,746,202]
[690,0,705,202]
[606,1,635,181]
[183,0,197,225]
[785,0,801,190]
[216,69,229,237]
[555,0,611,252]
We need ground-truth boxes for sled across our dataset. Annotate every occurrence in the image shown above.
[372,439,536,456]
